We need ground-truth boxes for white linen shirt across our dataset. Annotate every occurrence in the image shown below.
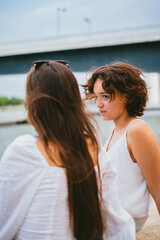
[0,134,135,240]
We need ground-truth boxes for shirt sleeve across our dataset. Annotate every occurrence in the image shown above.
[97,149,136,240]
[0,136,47,240]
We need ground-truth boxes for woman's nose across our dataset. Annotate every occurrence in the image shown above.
[96,99,104,108]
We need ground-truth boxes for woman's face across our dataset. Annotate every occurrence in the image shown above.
[93,78,127,121]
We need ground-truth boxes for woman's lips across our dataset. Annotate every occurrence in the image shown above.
[100,111,106,115]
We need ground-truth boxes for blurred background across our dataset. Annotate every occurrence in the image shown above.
[0,0,160,158]
[0,1,160,238]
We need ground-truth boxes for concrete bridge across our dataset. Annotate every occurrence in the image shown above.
[0,27,160,74]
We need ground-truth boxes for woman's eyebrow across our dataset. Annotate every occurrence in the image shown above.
[93,91,106,95]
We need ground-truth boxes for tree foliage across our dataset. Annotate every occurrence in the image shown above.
[0,96,24,106]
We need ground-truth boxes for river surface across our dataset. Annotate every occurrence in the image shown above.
[0,109,160,158]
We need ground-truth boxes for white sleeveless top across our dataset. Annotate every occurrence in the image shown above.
[103,119,150,231]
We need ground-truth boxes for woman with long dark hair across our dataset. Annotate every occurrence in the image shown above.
[0,60,135,240]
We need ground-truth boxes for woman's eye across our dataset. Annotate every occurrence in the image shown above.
[103,95,109,99]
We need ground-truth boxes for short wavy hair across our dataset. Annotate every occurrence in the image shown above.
[83,62,148,117]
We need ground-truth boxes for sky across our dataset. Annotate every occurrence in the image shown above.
[0,0,160,44]
[0,0,160,99]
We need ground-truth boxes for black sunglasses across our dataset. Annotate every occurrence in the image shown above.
[32,60,69,84]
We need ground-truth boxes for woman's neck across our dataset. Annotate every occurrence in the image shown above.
[113,116,137,132]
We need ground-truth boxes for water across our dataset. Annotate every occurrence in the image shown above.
[0,123,36,157]
[0,111,160,158]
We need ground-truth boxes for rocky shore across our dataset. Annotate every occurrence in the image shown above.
[0,105,27,125]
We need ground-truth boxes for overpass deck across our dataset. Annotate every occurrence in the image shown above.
[0,25,160,57]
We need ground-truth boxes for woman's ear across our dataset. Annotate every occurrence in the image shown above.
[124,95,128,104]
[120,94,128,103]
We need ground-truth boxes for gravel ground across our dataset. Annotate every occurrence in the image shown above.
[136,198,160,240]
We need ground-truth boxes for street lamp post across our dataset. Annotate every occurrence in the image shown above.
[56,7,67,36]
[83,17,92,35]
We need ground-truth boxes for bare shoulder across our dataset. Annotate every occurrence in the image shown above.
[127,120,160,167]
[127,120,158,145]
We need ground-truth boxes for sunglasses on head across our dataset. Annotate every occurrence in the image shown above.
[32,60,69,84]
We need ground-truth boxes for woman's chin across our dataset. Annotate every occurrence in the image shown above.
[101,115,111,121]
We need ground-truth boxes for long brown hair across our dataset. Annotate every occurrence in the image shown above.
[26,61,103,240]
